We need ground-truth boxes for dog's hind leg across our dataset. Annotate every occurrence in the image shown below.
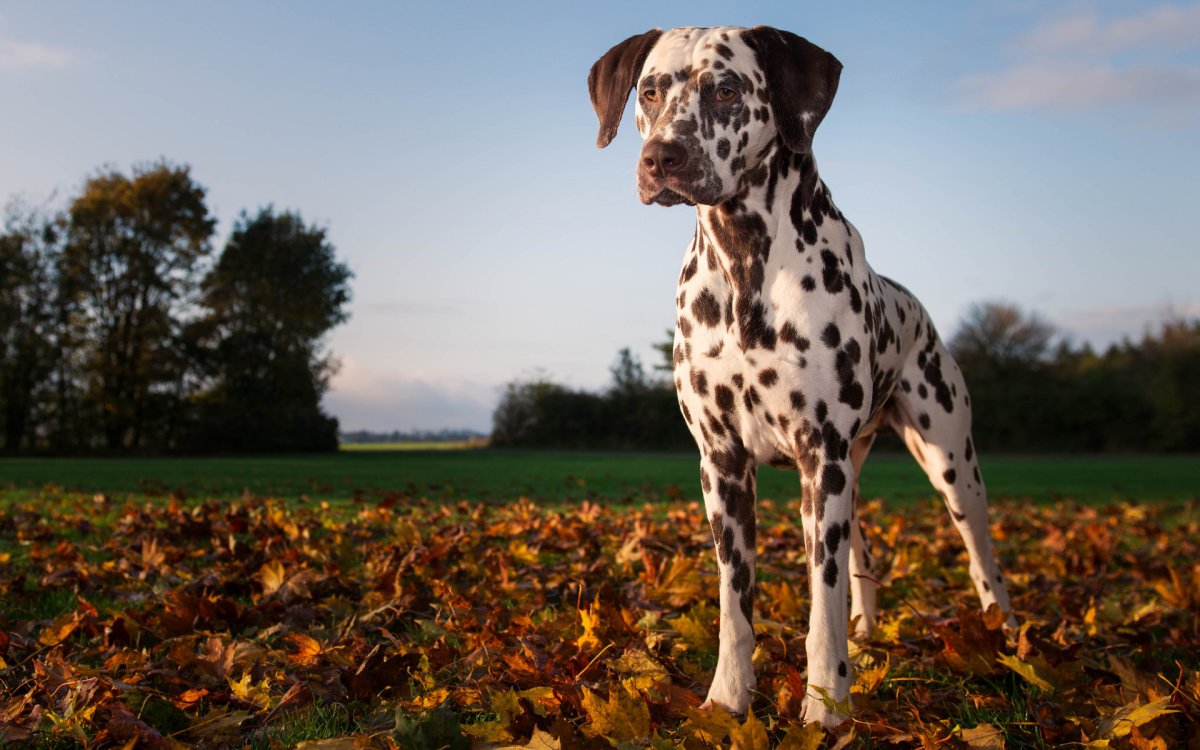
[848,433,878,638]
[886,340,1015,626]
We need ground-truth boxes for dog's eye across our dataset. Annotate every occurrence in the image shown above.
[715,87,738,102]
[641,89,659,103]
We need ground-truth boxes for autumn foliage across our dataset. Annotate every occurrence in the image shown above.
[0,489,1197,748]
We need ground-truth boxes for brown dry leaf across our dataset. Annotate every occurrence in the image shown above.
[496,727,562,750]
[934,605,1006,675]
[286,632,324,665]
[958,722,1006,749]
[38,612,79,647]
[650,554,706,607]
[295,737,370,749]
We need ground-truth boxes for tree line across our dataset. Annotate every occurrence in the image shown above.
[0,161,352,454]
[492,303,1200,453]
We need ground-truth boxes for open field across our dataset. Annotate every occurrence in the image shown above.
[1,450,1198,506]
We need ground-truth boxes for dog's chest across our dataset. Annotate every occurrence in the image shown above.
[670,244,809,461]
[672,220,918,464]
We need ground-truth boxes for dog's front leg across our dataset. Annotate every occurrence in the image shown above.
[698,448,758,715]
[799,456,854,727]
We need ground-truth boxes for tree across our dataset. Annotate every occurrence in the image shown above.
[65,161,216,450]
[609,347,650,397]
[0,205,63,451]
[652,328,675,373]
[191,207,352,452]
[949,301,1057,370]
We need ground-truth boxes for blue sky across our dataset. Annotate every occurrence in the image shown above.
[2,2,1198,432]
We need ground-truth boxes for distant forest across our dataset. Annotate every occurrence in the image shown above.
[492,304,1200,454]
[0,161,352,454]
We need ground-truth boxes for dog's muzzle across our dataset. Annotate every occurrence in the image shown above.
[637,136,725,206]
[638,138,698,206]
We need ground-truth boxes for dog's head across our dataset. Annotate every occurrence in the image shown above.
[589,26,842,207]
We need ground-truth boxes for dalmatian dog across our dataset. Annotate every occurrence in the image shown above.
[588,26,1015,727]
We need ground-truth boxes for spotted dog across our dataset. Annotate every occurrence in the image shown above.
[588,26,1015,727]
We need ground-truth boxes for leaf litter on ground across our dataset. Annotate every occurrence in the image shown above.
[0,488,1196,748]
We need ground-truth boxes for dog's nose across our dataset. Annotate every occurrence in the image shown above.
[642,139,688,176]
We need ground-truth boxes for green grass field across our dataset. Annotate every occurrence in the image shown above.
[1,449,1196,506]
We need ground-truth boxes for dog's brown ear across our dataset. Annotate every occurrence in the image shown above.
[742,26,842,154]
[589,29,663,148]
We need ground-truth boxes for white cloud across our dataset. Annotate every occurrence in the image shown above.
[958,3,1200,117]
[960,61,1200,111]
[0,28,72,71]
[1016,4,1200,57]
[322,356,498,432]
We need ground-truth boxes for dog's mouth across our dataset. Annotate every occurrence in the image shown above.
[645,187,693,207]
[637,166,719,207]
[638,172,698,207]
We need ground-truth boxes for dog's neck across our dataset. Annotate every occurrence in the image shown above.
[684,142,838,353]
[693,141,833,290]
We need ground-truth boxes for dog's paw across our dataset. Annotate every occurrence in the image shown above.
[702,682,752,717]
[800,688,852,729]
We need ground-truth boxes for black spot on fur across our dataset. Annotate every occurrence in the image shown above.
[918,413,931,430]
[825,525,841,555]
[715,384,735,412]
[820,249,844,294]
[821,323,841,348]
[943,468,957,485]
[692,289,722,327]
[680,254,699,284]
[824,557,838,587]
[822,463,846,496]
[759,368,778,387]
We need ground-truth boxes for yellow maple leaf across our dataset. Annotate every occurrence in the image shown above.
[258,560,286,597]
[1093,697,1178,740]
[576,599,604,651]
[997,653,1056,692]
[612,648,669,692]
[580,684,651,742]
[777,722,824,750]
[671,604,718,652]
[681,703,740,745]
[228,672,273,711]
[852,657,889,696]
[729,711,769,750]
